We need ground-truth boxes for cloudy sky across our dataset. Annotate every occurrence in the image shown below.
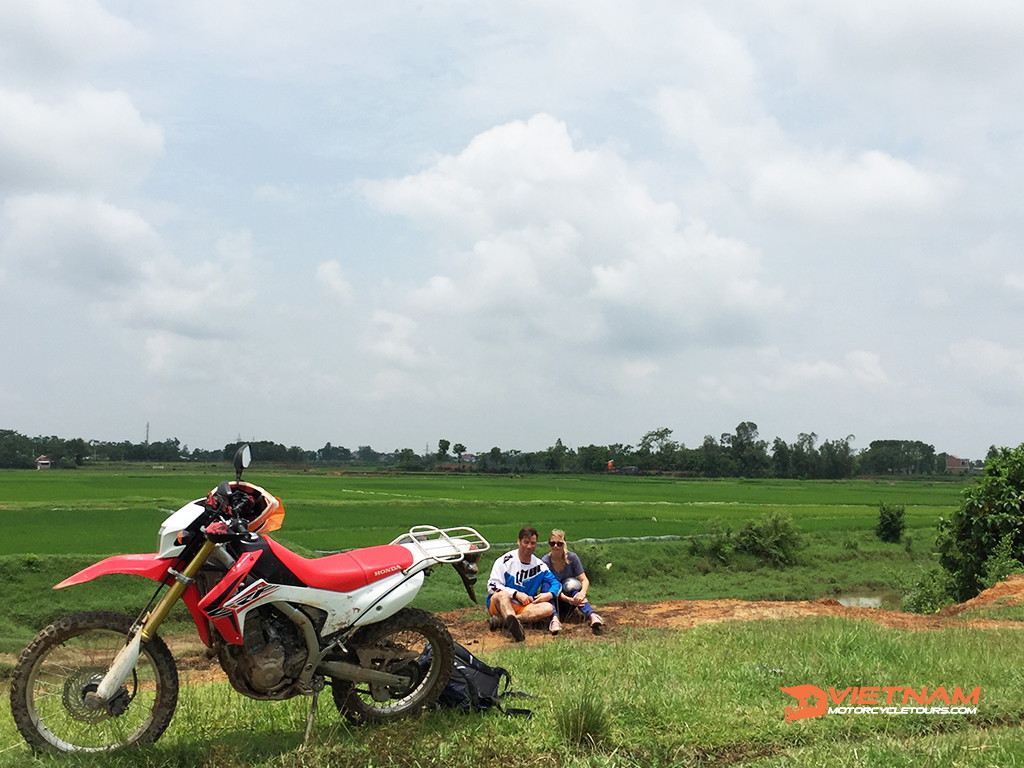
[2,1,1022,459]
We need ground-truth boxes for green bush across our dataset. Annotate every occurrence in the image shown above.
[688,522,734,565]
[875,502,906,543]
[936,443,1024,601]
[735,512,805,567]
[572,543,610,586]
[981,533,1024,590]
[898,567,955,614]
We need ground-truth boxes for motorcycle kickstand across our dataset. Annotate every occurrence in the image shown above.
[303,676,325,745]
[303,690,319,745]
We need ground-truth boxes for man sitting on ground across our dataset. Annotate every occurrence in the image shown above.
[486,526,561,642]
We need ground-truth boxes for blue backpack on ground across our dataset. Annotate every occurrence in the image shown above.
[422,641,535,717]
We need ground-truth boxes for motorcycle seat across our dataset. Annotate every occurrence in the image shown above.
[264,537,414,592]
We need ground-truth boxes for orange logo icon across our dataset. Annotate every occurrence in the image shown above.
[779,684,829,721]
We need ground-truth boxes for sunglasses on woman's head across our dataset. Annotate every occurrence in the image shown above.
[549,541,564,547]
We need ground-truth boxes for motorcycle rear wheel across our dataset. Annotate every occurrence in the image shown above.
[331,607,453,724]
[9,611,179,753]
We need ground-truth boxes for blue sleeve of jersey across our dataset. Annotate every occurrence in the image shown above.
[543,568,561,597]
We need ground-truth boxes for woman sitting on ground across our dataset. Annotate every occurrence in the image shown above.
[541,529,604,635]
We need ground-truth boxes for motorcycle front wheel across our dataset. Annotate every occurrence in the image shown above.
[331,607,453,724]
[9,611,179,753]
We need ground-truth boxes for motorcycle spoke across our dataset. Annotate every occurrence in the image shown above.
[331,608,453,724]
[11,612,178,753]
[29,638,159,749]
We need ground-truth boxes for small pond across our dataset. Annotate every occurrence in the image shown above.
[836,590,902,609]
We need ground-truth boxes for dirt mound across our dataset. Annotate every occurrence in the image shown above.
[939,573,1024,616]
[441,581,1024,653]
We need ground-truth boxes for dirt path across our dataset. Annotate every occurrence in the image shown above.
[439,574,1024,653]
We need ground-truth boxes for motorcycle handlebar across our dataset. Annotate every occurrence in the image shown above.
[202,513,257,544]
[205,482,254,515]
[201,481,258,542]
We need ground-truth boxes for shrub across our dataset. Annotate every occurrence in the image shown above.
[875,502,906,543]
[689,522,734,565]
[735,512,805,567]
[704,525,735,564]
[981,534,1024,590]
[572,543,609,586]
[899,567,955,614]
[936,443,1024,601]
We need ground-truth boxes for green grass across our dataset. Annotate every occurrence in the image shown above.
[957,602,1024,623]
[3,618,1024,767]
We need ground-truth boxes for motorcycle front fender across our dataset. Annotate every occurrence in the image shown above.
[54,553,212,646]
[55,553,171,588]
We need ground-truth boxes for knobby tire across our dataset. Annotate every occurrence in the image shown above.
[9,611,179,753]
[331,607,453,725]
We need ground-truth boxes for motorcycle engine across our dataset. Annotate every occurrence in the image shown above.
[233,607,308,695]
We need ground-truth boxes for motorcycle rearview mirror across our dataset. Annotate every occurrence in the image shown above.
[233,444,251,481]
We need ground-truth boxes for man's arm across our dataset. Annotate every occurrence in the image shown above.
[486,552,519,597]
[538,566,562,603]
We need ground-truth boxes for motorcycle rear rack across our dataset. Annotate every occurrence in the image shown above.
[391,525,490,563]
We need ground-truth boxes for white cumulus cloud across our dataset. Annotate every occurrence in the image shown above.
[365,114,783,357]
[751,149,952,223]
[0,88,164,193]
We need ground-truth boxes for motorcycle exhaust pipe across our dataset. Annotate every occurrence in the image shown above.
[317,659,411,687]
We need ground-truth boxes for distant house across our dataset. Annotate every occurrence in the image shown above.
[36,455,52,470]
[946,455,971,474]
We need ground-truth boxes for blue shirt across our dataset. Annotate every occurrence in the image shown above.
[542,550,585,584]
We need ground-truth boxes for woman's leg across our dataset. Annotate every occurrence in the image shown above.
[560,588,595,619]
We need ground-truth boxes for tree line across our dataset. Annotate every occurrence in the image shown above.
[0,423,988,478]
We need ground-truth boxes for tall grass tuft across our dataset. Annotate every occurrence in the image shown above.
[555,690,612,748]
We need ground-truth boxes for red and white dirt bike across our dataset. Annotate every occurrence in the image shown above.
[9,445,489,753]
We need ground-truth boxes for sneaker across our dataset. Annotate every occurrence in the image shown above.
[505,614,526,642]
[589,613,604,635]
[488,614,503,632]
[549,616,562,635]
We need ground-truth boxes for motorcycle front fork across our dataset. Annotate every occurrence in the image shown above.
[91,539,217,705]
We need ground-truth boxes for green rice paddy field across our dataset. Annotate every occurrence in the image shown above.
[0,467,964,555]
[0,467,968,654]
